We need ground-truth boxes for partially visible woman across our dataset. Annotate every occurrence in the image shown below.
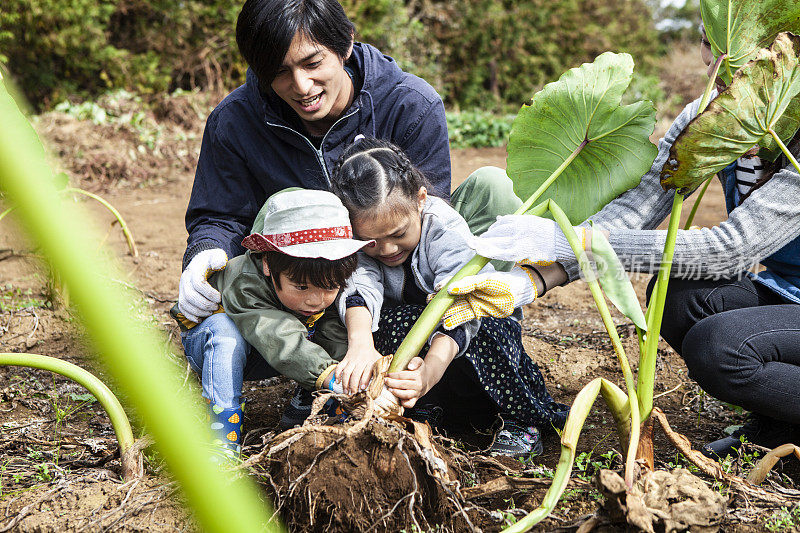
[446,27,800,458]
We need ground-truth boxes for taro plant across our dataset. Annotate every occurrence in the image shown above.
[505,29,800,533]
[679,0,800,228]
[0,169,138,308]
[0,174,138,258]
[0,73,280,531]
[389,51,657,379]
[0,352,139,479]
[662,32,800,190]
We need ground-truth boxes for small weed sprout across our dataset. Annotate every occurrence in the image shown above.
[764,505,800,531]
[0,285,48,312]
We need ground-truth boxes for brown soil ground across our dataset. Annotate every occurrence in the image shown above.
[1,86,798,532]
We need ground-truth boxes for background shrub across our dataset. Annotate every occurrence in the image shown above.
[1,0,674,112]
[447,111,514,149]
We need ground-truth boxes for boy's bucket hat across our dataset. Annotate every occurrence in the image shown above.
[241,188,372,260]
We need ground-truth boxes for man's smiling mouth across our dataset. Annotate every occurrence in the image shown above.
[299,93,322,107]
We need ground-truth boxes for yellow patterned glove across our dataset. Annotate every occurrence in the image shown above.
[441,266,539,329]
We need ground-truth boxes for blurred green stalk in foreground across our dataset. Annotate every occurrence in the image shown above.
[0,75,281,532]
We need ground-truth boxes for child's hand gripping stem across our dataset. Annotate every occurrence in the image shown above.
[334,306,382,394]
[384,334,458,408]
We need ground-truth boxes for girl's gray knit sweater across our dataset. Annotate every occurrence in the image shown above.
[562,96,800,282]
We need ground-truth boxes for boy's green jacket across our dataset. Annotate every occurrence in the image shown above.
[173,251,347,390]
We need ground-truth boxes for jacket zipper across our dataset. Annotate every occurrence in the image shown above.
[266,108,360,187]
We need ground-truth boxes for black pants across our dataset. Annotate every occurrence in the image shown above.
[647,277,800,424]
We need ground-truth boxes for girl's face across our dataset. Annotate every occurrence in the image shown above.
[352,188,427,267]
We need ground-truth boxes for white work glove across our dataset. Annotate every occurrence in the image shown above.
[178,248,228,323]
[442,266,538,328]
[467,215,585,264]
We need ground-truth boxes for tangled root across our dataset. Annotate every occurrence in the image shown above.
[256,416,478,531]
[246,357,479,531]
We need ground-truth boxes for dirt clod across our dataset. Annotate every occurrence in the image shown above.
[597,468,727,532]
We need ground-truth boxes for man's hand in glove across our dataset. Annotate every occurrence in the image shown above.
[467,214,585,264]
[178,248,228,323]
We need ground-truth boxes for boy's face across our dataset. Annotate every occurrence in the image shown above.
[262,259,339,316]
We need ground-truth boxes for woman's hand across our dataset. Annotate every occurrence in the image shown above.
[467,215,585,264]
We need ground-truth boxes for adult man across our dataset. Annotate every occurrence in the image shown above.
[179,0,452,323]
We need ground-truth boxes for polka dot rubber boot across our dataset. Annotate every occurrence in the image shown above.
[208,402,244,463]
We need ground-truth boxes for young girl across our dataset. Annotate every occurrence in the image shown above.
[329,137,568,458]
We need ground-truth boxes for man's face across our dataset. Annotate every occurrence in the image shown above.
[270,32,354,136]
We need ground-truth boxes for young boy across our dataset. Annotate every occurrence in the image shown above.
[172,188,372,458]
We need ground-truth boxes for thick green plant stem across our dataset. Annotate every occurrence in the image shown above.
[679,54,726,230]
[387,143,585,373]
[683,176,713,229]
[0,352,138,479]
[638,193,684,420]
[769,128,800,174]
[517,140,588,215]
[64,188,138,257]
[388,253,489,372]
[0,78,279,532]
[502,378,630,533]
[388,200,552,372]
[547,201,640,488]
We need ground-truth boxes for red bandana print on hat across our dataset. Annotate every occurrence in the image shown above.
[242,226,353,252]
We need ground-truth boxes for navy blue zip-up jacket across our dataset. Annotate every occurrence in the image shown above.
[183,42,451,269]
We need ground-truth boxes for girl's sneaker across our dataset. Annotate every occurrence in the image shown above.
[489,419,543,460]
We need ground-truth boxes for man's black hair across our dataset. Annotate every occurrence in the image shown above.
[263,250,357,290]
[236,0,355,84]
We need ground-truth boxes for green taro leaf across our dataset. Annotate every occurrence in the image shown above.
[701,0,800,86]
[661,32,800,192]
[590,222,647,331]
[507,52,657,225]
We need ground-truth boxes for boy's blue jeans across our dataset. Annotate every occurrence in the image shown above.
[181,313,278,408]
